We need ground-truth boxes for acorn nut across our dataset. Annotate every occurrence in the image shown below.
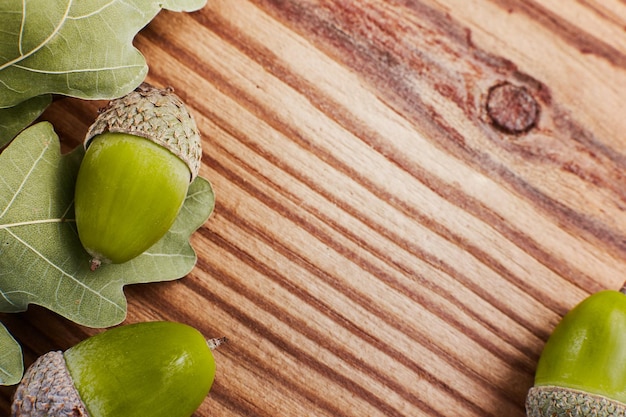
[526,285,626,416]
[74,83,202,270]
[11,321,224,417]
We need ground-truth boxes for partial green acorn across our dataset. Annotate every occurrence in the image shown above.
[526,286,626,416]
[11,321,224,417]
[74,83,202,270]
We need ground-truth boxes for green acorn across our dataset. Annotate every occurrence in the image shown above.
[74,83,202,270]
[526,285,626,416]
[11,321,225,417]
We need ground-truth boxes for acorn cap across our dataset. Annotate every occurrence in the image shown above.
[11,351,88,417]
[85,83,202,181]
[526,385,626,417]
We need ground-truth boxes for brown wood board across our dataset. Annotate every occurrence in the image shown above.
[3,0,626,416]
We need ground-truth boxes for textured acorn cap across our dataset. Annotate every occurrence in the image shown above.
[11,351,89,417]
[85,82,202,181]
[526,385,626,417]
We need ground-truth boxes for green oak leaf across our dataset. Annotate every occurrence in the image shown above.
[0,0,207,108]
[0,122,214,384]
[0,1,71,67]
[0,95,52,149]
[0,323,22,386]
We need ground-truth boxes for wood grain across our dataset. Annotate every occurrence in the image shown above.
[2,0,626,416]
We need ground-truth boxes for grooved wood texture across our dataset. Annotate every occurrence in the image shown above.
[2,1,626,416]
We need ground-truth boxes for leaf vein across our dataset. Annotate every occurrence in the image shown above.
[0,218,75,230]
[67,0,117,20]
[18,0,26,56]
[12,63,145,74]
[0,141,50,220]
[5,229,123,313]
[0,0,73,71]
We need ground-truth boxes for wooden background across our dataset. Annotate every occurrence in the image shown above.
[2,0,626,415]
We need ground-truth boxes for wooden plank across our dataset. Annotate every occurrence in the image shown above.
[2,0,626,416]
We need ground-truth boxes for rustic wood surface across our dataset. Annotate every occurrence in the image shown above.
[2,0,626,416]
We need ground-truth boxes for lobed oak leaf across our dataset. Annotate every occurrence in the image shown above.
[0,0,207,109]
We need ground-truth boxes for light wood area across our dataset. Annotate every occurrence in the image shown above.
[3,1,626,416]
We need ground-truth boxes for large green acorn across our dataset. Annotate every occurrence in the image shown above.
[526,285,626,416]
[74,83,202,270]
[11,321,224,417]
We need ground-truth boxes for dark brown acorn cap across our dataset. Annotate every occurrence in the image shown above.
[526,385,626,417]
[12,351,88,416]
[85,83,202,181]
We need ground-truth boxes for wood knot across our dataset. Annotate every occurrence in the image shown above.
[486,82,539,134]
